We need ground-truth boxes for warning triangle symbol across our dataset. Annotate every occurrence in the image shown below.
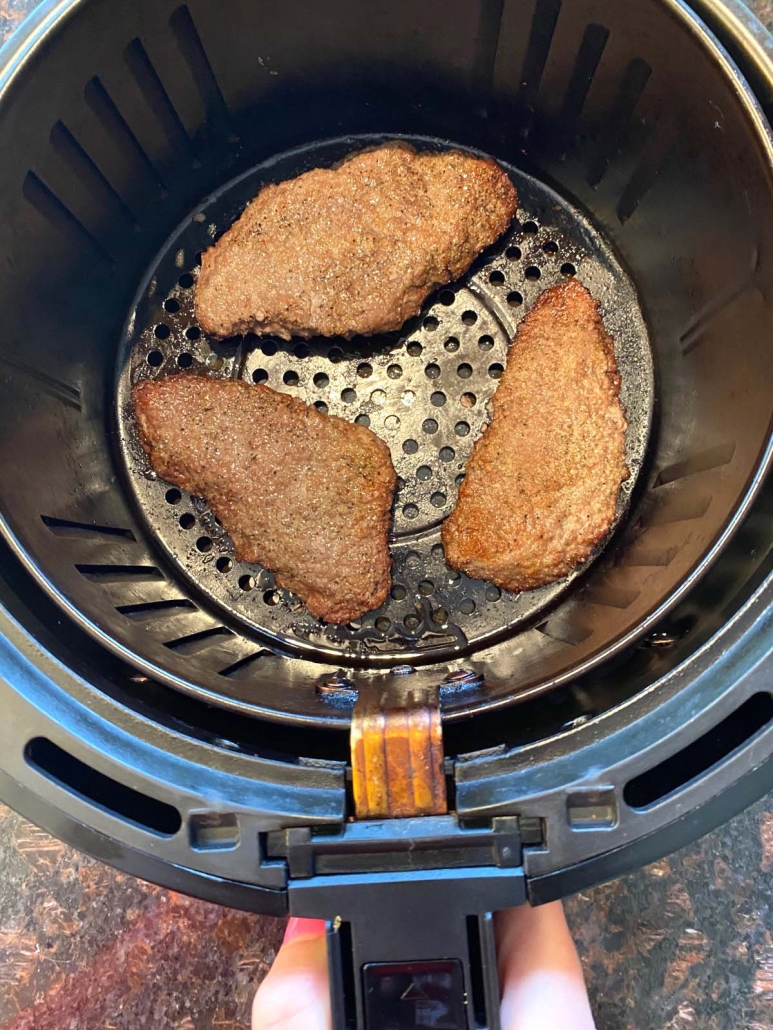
[401,981,431,1002]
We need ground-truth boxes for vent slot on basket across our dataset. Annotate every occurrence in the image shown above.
[23,171,117,268]
[163,625,233,653]
[116,598,197,619]
[49,120,138,227]
[42,515,136,540]
[75,563,165,581]
[624,693,773,808]
[124,37,194,156]
[169,4,233,135]
[25,737,182,835]
[84,76,167,194]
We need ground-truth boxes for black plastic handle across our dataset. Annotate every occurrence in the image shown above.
[289,865,526,1029]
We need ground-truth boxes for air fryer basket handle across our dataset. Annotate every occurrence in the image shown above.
[289,866,526,1029]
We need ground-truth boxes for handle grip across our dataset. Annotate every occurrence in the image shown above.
[290,866,526,1029]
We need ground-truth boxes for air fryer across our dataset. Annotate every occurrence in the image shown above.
[1,0,773,1027]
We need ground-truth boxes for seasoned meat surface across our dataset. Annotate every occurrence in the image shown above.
[442,280,627,592]
[195,144,518,340]
[133,376,397,623]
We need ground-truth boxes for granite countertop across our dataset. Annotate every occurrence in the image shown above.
[0,1,772,1027]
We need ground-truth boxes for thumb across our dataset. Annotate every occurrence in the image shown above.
[495,901,596,1030]
[252,917,331,1030]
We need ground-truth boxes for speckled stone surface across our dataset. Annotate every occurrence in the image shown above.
[0,802,285,1029]
[1,1,773,1028]
[0,0,27,41]
[565,799,773,1030]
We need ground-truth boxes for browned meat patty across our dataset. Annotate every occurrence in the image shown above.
[133,376,397,623]
[195,144,517,340]
[442,280,627,592]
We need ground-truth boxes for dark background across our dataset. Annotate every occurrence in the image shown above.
[0,0,772,1027]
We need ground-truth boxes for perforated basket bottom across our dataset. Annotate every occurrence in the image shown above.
[116,134,653,665]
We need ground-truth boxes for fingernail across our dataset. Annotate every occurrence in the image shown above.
[283,916,327,945]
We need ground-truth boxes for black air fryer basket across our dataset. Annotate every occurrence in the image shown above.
[2,0,773,1026]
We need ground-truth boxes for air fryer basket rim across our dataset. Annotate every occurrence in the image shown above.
[2,500,773,908]
[0,0,772,915]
